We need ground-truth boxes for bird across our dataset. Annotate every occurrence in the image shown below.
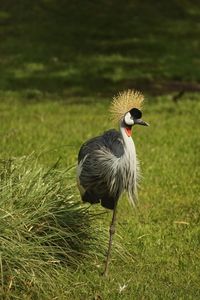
[76,89,149,276]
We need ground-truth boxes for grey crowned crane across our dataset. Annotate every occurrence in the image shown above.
[77,90,149,276]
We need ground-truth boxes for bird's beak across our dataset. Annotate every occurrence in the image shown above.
[134,119,149,126]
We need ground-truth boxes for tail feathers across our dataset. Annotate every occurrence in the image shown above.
[82,190,100,204]
[101,196,115,210]
[82,190,116,210]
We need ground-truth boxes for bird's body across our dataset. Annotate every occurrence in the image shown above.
[76,90,148,276]
[77,127,138,210]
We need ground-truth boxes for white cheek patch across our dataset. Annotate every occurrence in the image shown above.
[124,112,134,126]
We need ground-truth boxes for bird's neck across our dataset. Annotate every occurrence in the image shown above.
[119,121,138,206]
[119,121,134,148]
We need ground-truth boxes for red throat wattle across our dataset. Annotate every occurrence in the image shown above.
[125,127,132,137]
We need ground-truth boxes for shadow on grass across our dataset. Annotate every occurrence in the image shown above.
[0,0,200,99]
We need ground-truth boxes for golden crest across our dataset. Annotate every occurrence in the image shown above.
[110,89,144,122]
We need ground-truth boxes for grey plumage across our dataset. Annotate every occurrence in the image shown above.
[77,128,139,210]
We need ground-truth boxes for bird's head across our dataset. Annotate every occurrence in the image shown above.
[110,89,149,137]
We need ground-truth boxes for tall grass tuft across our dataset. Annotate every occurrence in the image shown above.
[0,156,106,298]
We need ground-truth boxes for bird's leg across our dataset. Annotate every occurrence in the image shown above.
[103,200,118,277]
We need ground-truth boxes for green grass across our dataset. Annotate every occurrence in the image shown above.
[0,1,200,298]
[0,93,200,299]
[0,155,109,298]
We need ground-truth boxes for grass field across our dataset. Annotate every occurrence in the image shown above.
[0,1,200,299]
[1,93,200,299]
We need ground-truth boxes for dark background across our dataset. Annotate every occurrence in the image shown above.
[0,0,200,98]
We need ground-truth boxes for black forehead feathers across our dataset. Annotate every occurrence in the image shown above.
[129,108,142,119]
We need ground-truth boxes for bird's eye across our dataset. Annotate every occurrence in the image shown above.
[129,108,142,119]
